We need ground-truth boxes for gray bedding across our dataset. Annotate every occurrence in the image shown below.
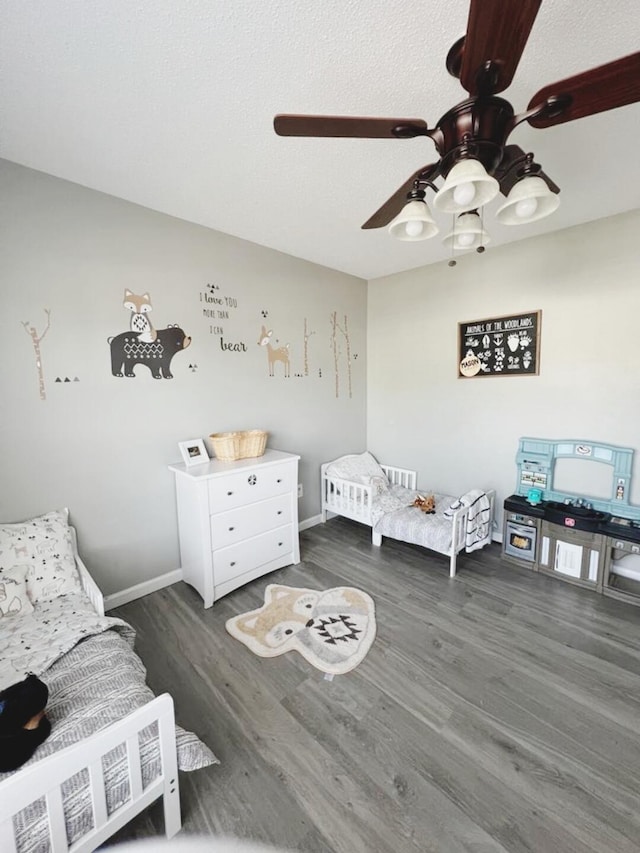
[0,593,218,851]
[373,488,457,554]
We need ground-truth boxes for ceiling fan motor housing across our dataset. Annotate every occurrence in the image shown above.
[432,97,515,177]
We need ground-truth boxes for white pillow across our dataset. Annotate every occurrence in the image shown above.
[325,451,388,485]
[0,564,34,618]
[0,509,81,603]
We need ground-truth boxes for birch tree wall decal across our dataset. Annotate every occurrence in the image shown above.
[303,317,316,377]
[330,311,352,399]
[21,309,51,400]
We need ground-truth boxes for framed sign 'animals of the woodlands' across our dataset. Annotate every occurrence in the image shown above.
[458,310,541,378]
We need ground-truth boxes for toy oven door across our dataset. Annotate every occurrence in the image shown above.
[505,521,537,562]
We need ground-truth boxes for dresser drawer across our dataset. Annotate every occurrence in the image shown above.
[210,494,292,549]
[213,525,293,585]
[208,462,295,511]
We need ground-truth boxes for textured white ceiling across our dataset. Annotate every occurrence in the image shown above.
[1,0,639,279]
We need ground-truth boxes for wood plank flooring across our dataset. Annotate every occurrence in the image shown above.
[107,518,640,853]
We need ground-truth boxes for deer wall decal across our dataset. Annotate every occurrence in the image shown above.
[258,325,290,377]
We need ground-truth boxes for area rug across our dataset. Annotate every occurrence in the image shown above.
[225,584,376,675]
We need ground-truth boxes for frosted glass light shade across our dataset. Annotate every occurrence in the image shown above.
[434,159,499,214]
[496,176,560,225]
[442,211,491,251]
[514,197,538,219]
[456,231,476,247]
[452,182,477,208]
[388,199,439,241]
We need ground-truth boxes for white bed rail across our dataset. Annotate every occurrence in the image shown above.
[0,694,180,853]
[76,555,104,618]
[321,472,373,524]
[70,526,105,617]
[381,465,417,490]
[448,489,496,578]
[321,462,418,526]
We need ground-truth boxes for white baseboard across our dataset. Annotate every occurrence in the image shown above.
[299,513,323,531]
[104,569,183,611]
[104,516,336,610]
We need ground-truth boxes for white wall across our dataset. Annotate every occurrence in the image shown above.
[367,209,640,528]
[0,160,367,594]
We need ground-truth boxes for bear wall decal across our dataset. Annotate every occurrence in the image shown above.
[108,325,191,379]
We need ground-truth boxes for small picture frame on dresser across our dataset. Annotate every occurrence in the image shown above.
[178,438,209,467]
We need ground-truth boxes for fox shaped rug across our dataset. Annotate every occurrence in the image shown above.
[225,585,376,675]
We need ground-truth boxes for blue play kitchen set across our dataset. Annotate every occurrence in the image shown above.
[503,437,640,606]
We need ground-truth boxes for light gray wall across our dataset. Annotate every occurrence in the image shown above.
[0,160,367,594]
[367,209,640,529]
[4,156,638,594]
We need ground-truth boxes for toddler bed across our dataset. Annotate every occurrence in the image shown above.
[0,509,217,853]
[321,453,495,577]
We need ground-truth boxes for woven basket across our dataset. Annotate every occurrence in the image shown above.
[241,429,268,458]
[209,430,267,461]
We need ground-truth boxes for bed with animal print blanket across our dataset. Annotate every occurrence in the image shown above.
[0,509,217,853]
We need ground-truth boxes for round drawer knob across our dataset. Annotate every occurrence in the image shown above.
[276,478,282,483]
[277,510,282,515]
[278,542,283,547]
[228,526,235,531]
[227,491,233,496]
[248,474,257,485]
[230,561,236,567]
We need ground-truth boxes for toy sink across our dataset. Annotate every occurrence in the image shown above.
[543,501,610,532]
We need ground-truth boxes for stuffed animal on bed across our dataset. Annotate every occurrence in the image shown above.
[0,673,51,771]
[411,493,436,514]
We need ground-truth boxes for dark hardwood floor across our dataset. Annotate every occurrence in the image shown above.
[107,518,640,853]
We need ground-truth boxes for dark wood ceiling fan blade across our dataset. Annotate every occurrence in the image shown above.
[361,165,439,230]
[274,114,428,138]
[526,52,640,128]
[459,0,542,95]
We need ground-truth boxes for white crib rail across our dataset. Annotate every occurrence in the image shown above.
[322,473,373,524]
[69,526,105,617]
[0,694,180,853]
[448,489,496,578]
[381,465,417,490]
[449,507,468,577]
[321,462,418,527]
[76,555,105,618]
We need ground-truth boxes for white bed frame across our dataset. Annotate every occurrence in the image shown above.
[321,462,495,578]
[0,544,181,853]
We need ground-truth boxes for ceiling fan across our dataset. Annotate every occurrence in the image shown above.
[274,0,640,254]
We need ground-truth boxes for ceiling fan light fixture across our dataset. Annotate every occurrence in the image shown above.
[434,159,499,214]
[442,211,491,251]
[388,199,439,241]
[496,175,560,225]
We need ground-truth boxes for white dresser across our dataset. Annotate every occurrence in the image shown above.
[169,449,300,607]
